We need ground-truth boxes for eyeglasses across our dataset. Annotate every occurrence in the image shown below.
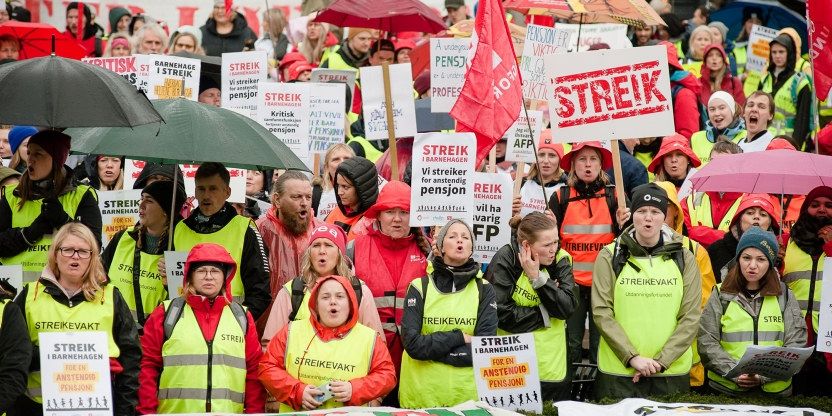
[194,267,224,279]
[58,247,93,259]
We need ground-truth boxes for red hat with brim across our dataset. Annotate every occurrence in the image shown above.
[647,133,702,173]
[559,141,613,171]
[279,52,308,71]
[287,61,313,81]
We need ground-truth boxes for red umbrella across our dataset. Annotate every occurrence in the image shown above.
[312,0,446,34]
[0,21,88,60]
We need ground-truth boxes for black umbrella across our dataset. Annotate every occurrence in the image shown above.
[0,54,163,128]
[171,51,221,88]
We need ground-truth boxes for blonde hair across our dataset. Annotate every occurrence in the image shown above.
[298,243,353,287]
[322,143,355,190]
[104,32,133,57]
[298,21,331,64]
[170,32,205,55]
[47,223,107,302]
[689,25,714,60]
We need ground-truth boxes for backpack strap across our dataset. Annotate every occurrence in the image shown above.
[229,302,249,335]
[288,277,306,321]
[557,185,570,230]
[346,240,356,265]
[604,185,618,233]
[163,297,187,341]
[352,278,363,306]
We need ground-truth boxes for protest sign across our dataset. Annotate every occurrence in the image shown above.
[360,63,418,141]
[316,190,338,221]
[505,109,543,163]
[310,69,356,104]
[0,265,23,292]
[814,258,832,352]
[472,173,513,263]
[164,251,188,299]
[146,55,201,101]
[472,334,541,413]
[222,51,268,115]
[746,24,778,74]
[257,82,311,164]
[98,189,142,247]
[545,45,674,142]
[724,345,814,380]
[430,38,469,112]
[520,182,562,218]
[180,164,246,203]
[82,56,141,89]
[308,83,346,154]
[39,331,112,416]
[122,159,145,190]
[557,398,827,416]
[520,25,570,101]
[134,54,150,94]
[557,23,632,52]
[410,132,476,226]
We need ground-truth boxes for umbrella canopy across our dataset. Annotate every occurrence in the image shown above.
[66,98,309,171]
[313,0,446,34]
[0,55,162,128]
[0,21,88,60]
[689,150,832,195]
[503,0,666,28]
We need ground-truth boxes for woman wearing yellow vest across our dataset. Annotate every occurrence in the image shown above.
[400,219,498,408]
[14,223,140,415]
[0,131,101,283]
[485,212,577,401]
[758,34,812,150]
[648,134,702,200]
[690,91,747,165]
[680,26,713,79]
[592,184,701,399]
[102,180,186,327]
[259,274,396,411]
[138,243,265,414]
[699,227,805,396]
[0,283,32,413]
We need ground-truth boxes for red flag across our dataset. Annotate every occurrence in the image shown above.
[809,0,832,101]
[225,0,233,17]
[76,2,85,42]
[450,0,523,166]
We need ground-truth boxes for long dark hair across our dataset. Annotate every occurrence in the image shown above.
[14,159,67,210]
[720,259,782,296]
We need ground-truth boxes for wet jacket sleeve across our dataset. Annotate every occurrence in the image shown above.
[782,287,808,348]
[401,283,468,366]
[112,288,142,416]
[0,195,51,258]
[541,255,578,320]
[137,305,166,415]
[240,222,272,321]
[75,188,103,249]
[681,196,725,247]
[0,301,32,413]
[243,311,266,413]
[591,247,639,366]
[695,244,717,309]
[655,249,701,369]
[345,335,397,406]
[674,87,700,139]
[12,286,38,372]
[258,325,305,411]
[485,247,546,333]
[698,288,736,376]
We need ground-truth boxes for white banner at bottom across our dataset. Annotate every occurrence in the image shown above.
[556,398,829,416]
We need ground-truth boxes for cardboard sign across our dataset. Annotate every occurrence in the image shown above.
[410,132,476,226]
[816,257,832,352]
[520,25,570,100]
[557,23,633,52]
[724,345,814,380]
[360,63,418,141]
[39,331,112,416]
[222,50,268,115]
[99,189,142,248]
[308,83,346,154]
[545,45,674,142]
[310,69,356,105]
[164,251,188,300]
[472,173,513,264]
[82,56,141,89]
[0,265,23,294]
[746,24,778,74]
[430,38,470,112]
[146,55,201,101]
[180,164,246,203]
[472,334,542,413]
[256,82,311,164]
[557,398,827,416]
[505,109,543,163]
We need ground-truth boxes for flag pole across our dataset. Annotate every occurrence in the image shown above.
[382,61,399,180]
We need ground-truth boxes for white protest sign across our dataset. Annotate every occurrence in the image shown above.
[222,51,268,115]
[164,251,188,299]
[724,345,814,380]
[545,45,674,142]
[815,257,832,352]
[746,24,779,74]
[310,69,356,104]
[505,110,543,163]
[180,164,246,203]
[557,23,633,52]
[430,38,469,112]
[39,331,112,416]
[308,83,346,154]
[256,82,311,164]
[122,159,146,190]
[360,63,417,141]
[135,54,150,94]
[0,265,23,293]
[146,55,201,101]
[82,56,141,89]
[520,25,570,101]
[410,132,476,226]
[316,189,338,221]
[557,398,827,416]
[472,334,542,413]
[520,181,562,218]
[99,189,142,248]
[472,173,513,264]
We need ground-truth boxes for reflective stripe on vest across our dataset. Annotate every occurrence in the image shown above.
[685,192,742,231]
[280,320,375,412]
[560,187,614,286]
[399,275,480,408]
[107,227,167,321]
[761,72,811,137]
[0,300,5,328]
[174,216,251,299]
[347,136,383,163]
[690,130,748,166]
[597,243,692,376]
[24,282,118,403]
[782,239,823,331]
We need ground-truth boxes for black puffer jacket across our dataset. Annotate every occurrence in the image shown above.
[0,298,31,414]
[334,156,379,217]
[200,14,257,57]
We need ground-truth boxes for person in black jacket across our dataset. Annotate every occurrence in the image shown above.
[485,212,577,401]
[0,284,31,414]
[200,0,257,57]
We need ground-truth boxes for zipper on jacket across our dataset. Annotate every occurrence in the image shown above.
[206,340,213,413]
[807,256,820,322]
[752,315,759,345]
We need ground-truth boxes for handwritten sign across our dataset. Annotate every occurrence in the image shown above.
[360,63,417,140]
[505,109,543,163]
[430,38,469,112]
[308,83,346,154]
[520,25,570,100]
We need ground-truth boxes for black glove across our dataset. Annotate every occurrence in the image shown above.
[40,197,71,228]
[22,217,52,243]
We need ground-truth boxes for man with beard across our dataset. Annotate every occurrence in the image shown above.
[173,162,271,320]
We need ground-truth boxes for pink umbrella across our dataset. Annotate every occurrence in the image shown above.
[312,0,446,34]
[689,149,832,195]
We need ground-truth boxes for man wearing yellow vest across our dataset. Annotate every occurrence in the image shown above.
[173,163,271,320]
[320,28,372,73]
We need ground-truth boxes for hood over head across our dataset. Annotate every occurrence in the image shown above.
[648,133,701,173]
[307,275,360,340]
[653,181,683,232]
[730,193,781,233]
[768,33,797,74]
[334,156,379,216]
[699,43,729,81]
[108,7,131,33]
[183,243,238,301]
[364,180,411,219]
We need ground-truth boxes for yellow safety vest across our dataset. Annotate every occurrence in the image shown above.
[743,70,764,98]
[685,192,743,232]
[690,129,747,166]
[497,250,569,383]
[106,227,167,322]
[347,136,383,163]
[760,72,811,138]
[1,184,95,281]
[399,275,481,408]
[782,239,823,332]
[173,215,251,301]
[597,243,692,376]
[734,45,747,75]
[319,45,360,75]
[24,282,118,403]
[280,319,376,412]
[157,301,247,413]
[684,236,705,387]
[681,59,703,79]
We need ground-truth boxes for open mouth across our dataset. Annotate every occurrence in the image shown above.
[713,115,725,125]
[298,210,308,220]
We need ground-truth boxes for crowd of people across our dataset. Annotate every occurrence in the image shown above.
[0,0,831,414]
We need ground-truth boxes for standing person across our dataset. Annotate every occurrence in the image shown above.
[758,34,812,150]
[631,26,656,47]
[200,0,257,56]
[699,44,744,108]
[295,21,333,66]
[648,134,701,199]
[517,130,566,217]
[63,2,103,57]
[104,32,133,57]
[135,24,167,54]
[443,0,471,27]
[138,243,265,414]
[0,284,31,414]
[485,212,577,401]
[739,91,776,152]
[707,22,738,76]
[708,194,780,282]
[108,7,132,35]
[81,155,124,191]
[259,275,397,411]
[680,25,713,78]
[14,223,141,415]
[0,131,101,283]
[592,184,701,399]
[661,41,701,139]
[254,9,289,63]
[173,162,271,321]
[169,31,204,55]
[400,219,498,408]
[6,125,36,174]
[314,143,354,220]
[102,181,186,327]
[548,141,629,368]
[690,92,747,165]
[320,27,373,73]
[324,157,378,240]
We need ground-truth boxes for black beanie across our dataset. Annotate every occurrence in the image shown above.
[630,183,669,216]
[142,180,187,221]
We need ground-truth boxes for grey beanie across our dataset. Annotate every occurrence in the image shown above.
[435,219,475,257]
[708,22,729,41]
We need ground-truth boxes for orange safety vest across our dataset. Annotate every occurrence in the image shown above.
[780,195,804,235]
[324,206,366,241]
[559,187,615,286]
